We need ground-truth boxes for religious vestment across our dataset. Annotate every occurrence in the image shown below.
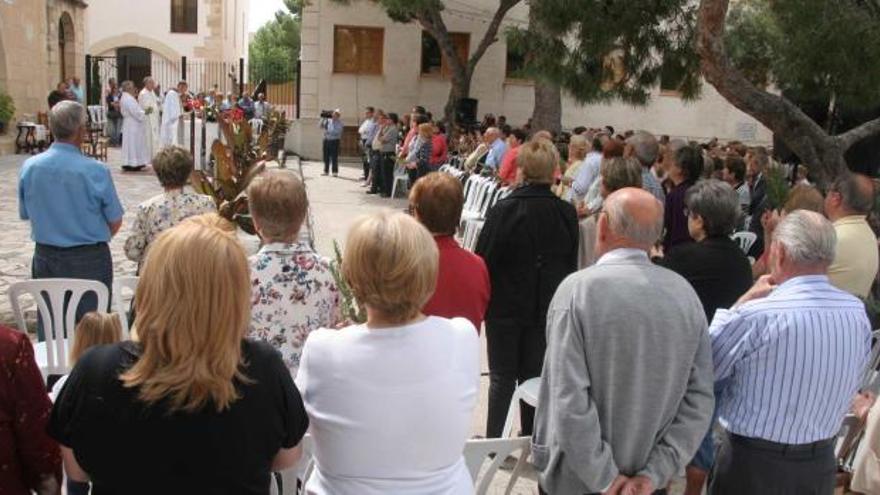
[161,89,182,147]
[138,88,160,160]
[120,92,149,167]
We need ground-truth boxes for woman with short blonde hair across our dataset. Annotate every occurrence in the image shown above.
[516,138,559,185]
[476,139,579,439]
[557,135,590,200]
[49,222,309,494]
[296,211,480,494]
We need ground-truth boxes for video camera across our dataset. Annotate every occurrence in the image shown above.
[320,110,335,119]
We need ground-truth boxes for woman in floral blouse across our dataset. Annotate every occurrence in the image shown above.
[124,146,216,265]
[247,170,341,378]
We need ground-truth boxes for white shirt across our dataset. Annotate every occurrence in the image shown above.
[596,247,649,266]
[295,316,480,495]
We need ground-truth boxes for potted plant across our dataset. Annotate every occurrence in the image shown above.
[190,111,290,248]
[0,91,15,135]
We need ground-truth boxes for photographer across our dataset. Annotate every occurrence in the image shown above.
[320,109,343,177]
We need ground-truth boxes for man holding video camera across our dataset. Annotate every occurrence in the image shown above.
[320,109,343,177]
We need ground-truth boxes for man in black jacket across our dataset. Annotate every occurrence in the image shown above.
[746,147,769,257]
[475,138,579,439]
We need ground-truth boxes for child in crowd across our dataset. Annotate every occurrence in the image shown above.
[50,311,122,495]
[246,170,341,378]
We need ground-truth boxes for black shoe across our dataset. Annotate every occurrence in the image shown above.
[366,190,378,195]
[321,172,329,176]
[121,165,135,172]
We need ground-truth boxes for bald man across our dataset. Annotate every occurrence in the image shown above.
[824,172,879,298]
[532,188,714,495]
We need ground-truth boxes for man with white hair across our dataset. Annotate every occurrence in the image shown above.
[139,77,160,159]
[483,127,508,170]
[708,210,871,493]
[533,188,714,495]
[18,101,124,327]
[625,131,664,202]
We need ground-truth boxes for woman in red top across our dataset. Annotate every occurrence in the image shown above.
[0,326,62,495]
[410,172,490,331]
[430,122,449,168]
[497,128,528,186]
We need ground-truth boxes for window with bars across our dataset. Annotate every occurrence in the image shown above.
[421,31,470,78]
[333,26,384,75]
[171,0,198,34]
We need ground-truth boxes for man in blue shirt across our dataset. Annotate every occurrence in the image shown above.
[320,110,344,177]
[483,127,508,171]
[708,210,871,494]
[18,101,124,329]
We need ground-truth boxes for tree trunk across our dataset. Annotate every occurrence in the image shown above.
[531,81,562,134]
[696,0,880,185]
[443,68,473,129]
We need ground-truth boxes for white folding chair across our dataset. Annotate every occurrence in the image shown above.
[501,377,541,438]
[463,437,531,495]
[271,434,314,495]
[859,329,880,393]
[731,231,757,254]
[391,165,410,199]
[8,279,109,378]
[112,276,139,339]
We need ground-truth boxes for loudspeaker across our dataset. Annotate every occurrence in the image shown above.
[456,98,478,125]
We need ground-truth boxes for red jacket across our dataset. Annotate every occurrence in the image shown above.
[430,133,448,166]
[423,236,491,331]
[0,326,61,494]
[498,144,520,185]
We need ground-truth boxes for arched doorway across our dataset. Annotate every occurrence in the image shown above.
[116,46,152,89]
[58,13,75,82]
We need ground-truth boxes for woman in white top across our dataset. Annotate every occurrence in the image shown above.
[296,210,480,495]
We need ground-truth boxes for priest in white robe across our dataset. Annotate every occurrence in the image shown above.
[138,77,161,160]
[161,80,187,148]
[120,80,149,171]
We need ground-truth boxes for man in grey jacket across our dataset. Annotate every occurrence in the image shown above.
[532,188,714,495]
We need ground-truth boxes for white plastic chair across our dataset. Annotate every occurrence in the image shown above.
[501,377,541,439]
[731,231,757,254]
[271,434,314,495]
[112,276,139,339]
[859,329,880,393]
[391,165,410,199]
[463,437,531,495]
[8,279,109,378]
[87,105,107,131]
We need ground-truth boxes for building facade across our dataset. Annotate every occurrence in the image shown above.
[287,0,773,159]
[0,0,87,153]
[86,0,248,94]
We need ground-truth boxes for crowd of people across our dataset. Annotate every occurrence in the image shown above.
[3,98,880,495]
[47,77,273,172]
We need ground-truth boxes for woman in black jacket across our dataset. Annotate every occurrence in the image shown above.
[476,138,579,438]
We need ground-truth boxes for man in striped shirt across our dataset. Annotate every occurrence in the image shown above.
[708,210,872,494]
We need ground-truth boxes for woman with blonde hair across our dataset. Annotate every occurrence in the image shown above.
[49,222,309,495]
[50,312,122,402]
[296,211,480,494]
[557,134,590,201]
[475,138,579,439]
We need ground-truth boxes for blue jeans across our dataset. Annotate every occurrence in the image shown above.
[32,243,113,340]
[107,117,122,145]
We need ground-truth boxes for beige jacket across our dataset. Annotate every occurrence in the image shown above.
[851,403,880,494]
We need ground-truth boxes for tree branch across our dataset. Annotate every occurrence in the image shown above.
[468,0,521,74]
[837,114,880,149]
[696,0,847,179]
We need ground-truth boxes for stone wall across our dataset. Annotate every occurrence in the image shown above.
[46,0,87,91]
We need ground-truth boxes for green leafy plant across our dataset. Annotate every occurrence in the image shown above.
[763,163,791,211]
[329,240,367,324]
[0,91,15,131]
[190,111,290,234]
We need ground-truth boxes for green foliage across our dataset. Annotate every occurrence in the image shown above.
[329,240,367,324]
[763,164,791,211]
[330,0,444,23]
[510,0,702,105]
[0,91,14,126]
[725,0,880,108]
[190,111,290,234]
[249,8,301,83]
